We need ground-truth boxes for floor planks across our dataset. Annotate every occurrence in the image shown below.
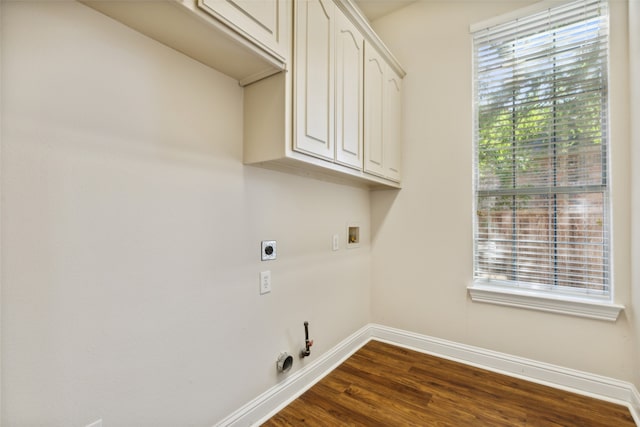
[262,340,636,426]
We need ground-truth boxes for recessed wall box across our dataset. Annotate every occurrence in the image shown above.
[347,224,360,248]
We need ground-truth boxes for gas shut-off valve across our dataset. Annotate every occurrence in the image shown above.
[300,321,313,358]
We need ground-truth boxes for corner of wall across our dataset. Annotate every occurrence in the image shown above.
[629,0,640,391]
[1,1,4,421]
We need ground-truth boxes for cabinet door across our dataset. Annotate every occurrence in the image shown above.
[384,66,402,182]
[334,11,364,170]
[294,0,335,161]
[363,42,385,177]
[198,0,289,59]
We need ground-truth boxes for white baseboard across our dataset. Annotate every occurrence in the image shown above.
[215,323,640,426]
[631,385,640,426]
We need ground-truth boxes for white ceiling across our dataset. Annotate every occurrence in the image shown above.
[354,0,416,22]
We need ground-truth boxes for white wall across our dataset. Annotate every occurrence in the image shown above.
[370,0,636,385]
[1,2,372,425]
[629,0,640,390]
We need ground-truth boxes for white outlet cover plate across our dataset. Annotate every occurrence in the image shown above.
[260,270,272,294]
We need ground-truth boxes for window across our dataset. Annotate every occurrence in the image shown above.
[469,0,622,320]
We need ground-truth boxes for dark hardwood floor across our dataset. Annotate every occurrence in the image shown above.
[262,340,636,426]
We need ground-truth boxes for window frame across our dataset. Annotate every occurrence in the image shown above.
[467,0,623,321]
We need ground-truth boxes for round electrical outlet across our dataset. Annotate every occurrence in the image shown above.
[261,240,277,261]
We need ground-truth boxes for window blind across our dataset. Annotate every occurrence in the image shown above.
[472,0,610,297]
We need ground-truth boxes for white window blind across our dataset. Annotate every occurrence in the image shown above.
[472,0,610,298]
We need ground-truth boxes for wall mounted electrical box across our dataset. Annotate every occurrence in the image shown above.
[261,240,276,261]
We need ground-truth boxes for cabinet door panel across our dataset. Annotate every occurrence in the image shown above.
[364,44,385,177]
[335,11,363,170]
[199,0,288,58]
[384,68,402,182]
[294,0,334,160]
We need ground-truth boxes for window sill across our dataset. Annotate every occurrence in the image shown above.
[467,283,624,322]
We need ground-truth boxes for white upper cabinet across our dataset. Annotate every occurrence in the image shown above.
[335,9,364,170]
[294,2,364,170]
[294,0,335,161]
[244,1,404,189]
[198,0,289,59]
[364,41,402,183]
